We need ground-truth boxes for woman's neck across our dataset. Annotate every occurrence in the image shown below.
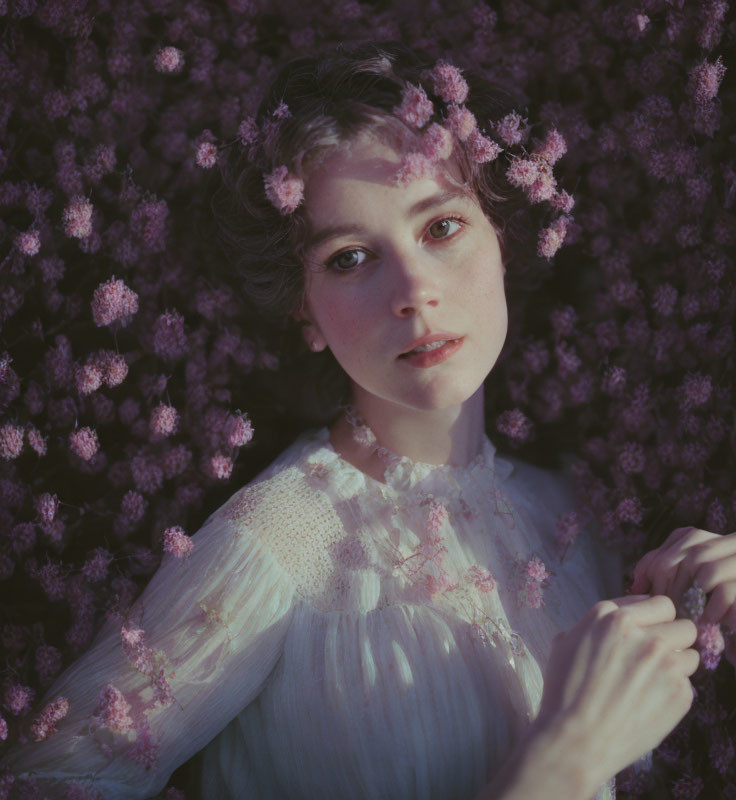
[328,386,486,483]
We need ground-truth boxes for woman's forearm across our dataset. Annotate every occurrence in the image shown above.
[473,720,599,800]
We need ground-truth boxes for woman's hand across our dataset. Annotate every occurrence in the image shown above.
[534,594,698,794]
[630,526,736,665]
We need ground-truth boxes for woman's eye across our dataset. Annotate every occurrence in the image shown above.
[427,218,463,240]
[327,249,366,272]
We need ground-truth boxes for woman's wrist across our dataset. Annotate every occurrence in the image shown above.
[475,717,601,800]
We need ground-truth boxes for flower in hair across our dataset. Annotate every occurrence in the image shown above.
[466,130,502,163]
[428,60,469,105]
[532,128,567,165]
[526,164,557,204]
[445,105,478,142]
[494,111,529,146]
[394,83,434,128]
[272,101,292,120]
[506,157,539,188]
[238,116,259,146]
[264,165,304,214]
[538,215,571,260]
[393,152,436,187]
[420,123,453,161]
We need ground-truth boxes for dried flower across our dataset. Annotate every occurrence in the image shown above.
[62,196,94,239]
[92,684,134,732]
[393,83,434,128]
[263,165,304,214]
[91,278,139,327]
[30,696,70,741]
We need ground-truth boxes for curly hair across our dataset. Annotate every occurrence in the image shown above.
[210,40,545,429]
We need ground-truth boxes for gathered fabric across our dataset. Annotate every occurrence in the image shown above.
[3,426,621,799]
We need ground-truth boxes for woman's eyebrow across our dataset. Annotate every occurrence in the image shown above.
[305,188,470,252]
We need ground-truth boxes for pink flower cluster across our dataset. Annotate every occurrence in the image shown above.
[30,696,70,741]
[91,683,134,732]
[162,525,194,558]
[516,555,550,609]
[91,278,139,328]
[263,165,304,215]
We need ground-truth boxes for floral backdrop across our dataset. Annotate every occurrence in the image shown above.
[0,0,734,797]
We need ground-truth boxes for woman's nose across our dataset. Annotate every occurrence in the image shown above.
[388,248,441,318]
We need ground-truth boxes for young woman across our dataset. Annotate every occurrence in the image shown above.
[3,40,734,800]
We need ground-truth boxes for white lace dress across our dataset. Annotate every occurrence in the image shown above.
[1,426,621,799]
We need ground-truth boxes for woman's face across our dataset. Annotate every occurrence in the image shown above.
[298,133,508,416]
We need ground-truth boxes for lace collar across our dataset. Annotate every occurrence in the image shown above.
[308,407,514,494]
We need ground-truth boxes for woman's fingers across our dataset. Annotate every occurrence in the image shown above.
[631,530,736,609]
[702,581,736,625]
[593,594,677,626]
[645,618,698,651]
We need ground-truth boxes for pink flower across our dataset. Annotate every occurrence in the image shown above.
[206,452,234,480]
[69,427,99,461]
[15,229,41,256]
[92,684,134,732]
[224,413,253,447]
[526,171,557,204]
[494,111,528,146]
[82,547,113,582]
[35,492,58,525]
[537,215,570,259]
[128,717,160,768]
[154,46,185,74]
[162,525,194,558]
[549,190,575,213]
[466,565,495,592]
[517,555,549,608]
[393,152,435,187]
[238,116,259,146]
[0,715,7,741]
[195,140,218,168]
[272,101,291,120]
[263,165,304,215]
[506,158,539,188]
[35,644,62,685]
[697,621,724,670]
[3,683,34,716]
[466,130,502,164]
[62,196,94,239]
[445,105,477,141]
[30,696,70,741]
[91,277,139,327]
[496,408,534,443]
[393,83,434,128]
[420,123,453,161]
[152,310,187,361]
[421,571,456,599]
[0,424,24,460]
[428,60,469,105]
[615,496,645,525]
[533,128,567,164]
[75,362,104,395]
[150,403,180,438]
[688,56,727,104]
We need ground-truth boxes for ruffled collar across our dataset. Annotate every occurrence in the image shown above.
[308,418,514,495]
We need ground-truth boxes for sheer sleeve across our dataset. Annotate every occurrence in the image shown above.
[0,481,297,799]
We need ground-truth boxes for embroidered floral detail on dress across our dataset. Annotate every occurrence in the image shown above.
[515,555,552,609]
[385,494,527,660]
[221,483,266,526]
[120,621,176,709]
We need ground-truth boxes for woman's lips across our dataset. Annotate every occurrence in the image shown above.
[398,337,464,367]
